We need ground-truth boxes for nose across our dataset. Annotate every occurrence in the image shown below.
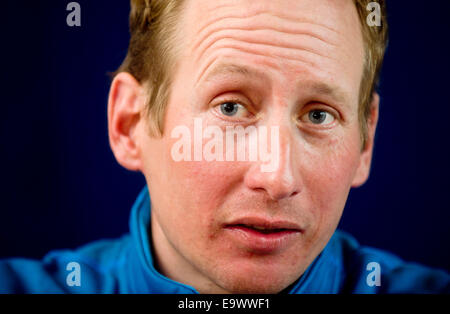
[244,126,301,201]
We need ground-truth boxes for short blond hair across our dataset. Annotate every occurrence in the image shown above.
[114,0,388,148]
[355,0,388,148]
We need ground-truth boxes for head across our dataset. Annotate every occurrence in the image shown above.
[108,0,388,293]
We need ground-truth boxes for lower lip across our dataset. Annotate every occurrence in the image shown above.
[224,225,301,254]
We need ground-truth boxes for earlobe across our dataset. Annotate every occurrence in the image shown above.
[108,72,145,171]
[351,92,380,188]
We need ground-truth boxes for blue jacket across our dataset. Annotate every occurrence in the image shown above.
[0,187,448,293]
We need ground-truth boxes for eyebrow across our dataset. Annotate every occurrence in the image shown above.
[307,81,349,105]
[199,63,266,85]
[198,63,349,105]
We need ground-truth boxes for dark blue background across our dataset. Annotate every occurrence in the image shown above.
[1,1,449,271]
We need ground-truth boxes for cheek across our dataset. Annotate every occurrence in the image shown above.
[168,159,241,210]
[154,131,246,231]
[310,150,358,202]
[158,111,249,217]
[301,134,361,232]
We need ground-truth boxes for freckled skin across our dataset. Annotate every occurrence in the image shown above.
[137,0,371,293]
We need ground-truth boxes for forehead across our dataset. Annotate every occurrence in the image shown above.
[176,0,364,103]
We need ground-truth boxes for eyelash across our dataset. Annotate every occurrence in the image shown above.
[211,97,340,128]
[212,98,255,122]
[301,108,337,125]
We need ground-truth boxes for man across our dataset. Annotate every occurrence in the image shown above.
[0,0,448,294]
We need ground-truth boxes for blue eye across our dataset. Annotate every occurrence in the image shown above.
[215,100,254,121]
[307,110,335,125]
[309,110,326,124]
[220,102,239,116]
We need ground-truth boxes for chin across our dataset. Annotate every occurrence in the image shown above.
[213,263,302,294]
[222,278,293,294]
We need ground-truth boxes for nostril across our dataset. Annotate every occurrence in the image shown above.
[244,163,301,200]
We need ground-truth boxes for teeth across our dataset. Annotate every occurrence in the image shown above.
[252,226,268,231]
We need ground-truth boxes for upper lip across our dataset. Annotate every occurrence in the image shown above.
[225,217,302,231]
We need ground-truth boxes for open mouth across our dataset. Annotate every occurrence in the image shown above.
[230,224,293,234]
[223,220,302,254]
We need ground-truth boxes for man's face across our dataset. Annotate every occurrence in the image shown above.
[138,0,367,293]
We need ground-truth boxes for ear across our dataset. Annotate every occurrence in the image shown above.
[351,92,380,187]
[108,72,145,172]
